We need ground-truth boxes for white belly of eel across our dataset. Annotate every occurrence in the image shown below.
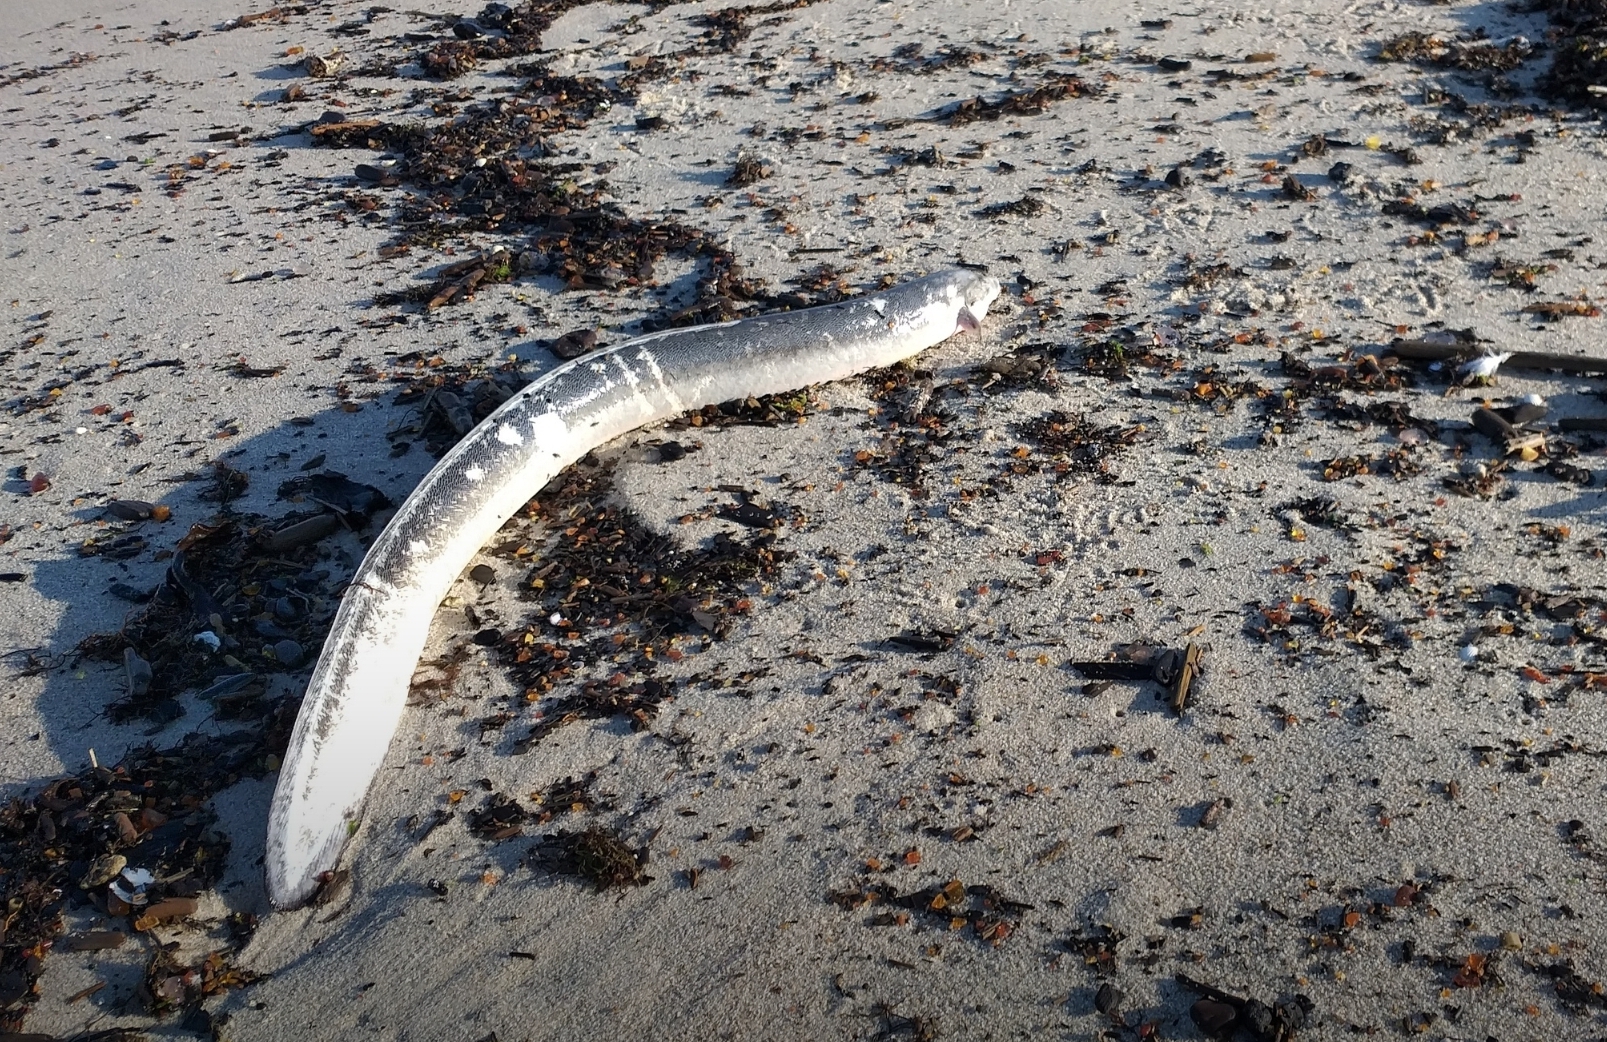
[265,268,1001,908]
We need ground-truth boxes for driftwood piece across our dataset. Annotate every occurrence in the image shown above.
[1389,340,1607,375]
[1169,642,1203,714]
[1471,407,1547,457]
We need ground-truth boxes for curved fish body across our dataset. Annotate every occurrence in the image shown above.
[266,268,1002,908]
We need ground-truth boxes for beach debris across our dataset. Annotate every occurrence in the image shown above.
[1494,393,1548,426]
[195,673,259,701]
[935,70,1095,127]
[1458,351,1512,383]
[1068,642,1209,708]
[1521,300,1601,320]
[830,877,1028,947]
[1470,407,1545,458]
[278,471,390,525]
[1161,642,1203,714]
[1376,31,1533,72]
[423,248,517,309]
[726,153,773,187]
[1178,973,1314,1041]
[270,639,304,667]
[108,866,155,908]
[353,162,400,185]
[1094,982,1124,1019]
[258,512,341,552]
[105,499,156,521]
[529,774,599,823]
[79,853,128,889]
[886,630,957,653]
[1391,340,1607,375]
[469,792,527,841]
[513,677,672,751]
[65,931,127,952]
[1011,410,1144,479]
[548,328,598,361]
[1544,458,1595,486]
[142,949,259,1017]
[123,648,153,699]
[1443,460,1507,499]
[528,826,648,890]
[304,50,346,77]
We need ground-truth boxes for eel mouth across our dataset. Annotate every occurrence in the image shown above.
[956,275,1002,333]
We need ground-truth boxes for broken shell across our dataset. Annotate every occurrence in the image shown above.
[123,648,153,698]
[80,853,128,890]
[305,51,347,78]
[121,867,153,886]
[260,513,340,552]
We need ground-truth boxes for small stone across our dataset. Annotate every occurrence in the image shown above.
[109,583,151,603]
[273,640,304,668]
[469,564,496,585]
[105,499,153,521]
[353,163,396,184]
[1191,998,1238,1037]
[1500,930,1521,950]
[551,329,599,361]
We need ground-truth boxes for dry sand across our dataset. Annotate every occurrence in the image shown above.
[2,0,1606,1039]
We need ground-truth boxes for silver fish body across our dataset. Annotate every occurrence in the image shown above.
[265,268,1001,908]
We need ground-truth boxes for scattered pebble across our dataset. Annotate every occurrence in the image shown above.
[272,640,305,668]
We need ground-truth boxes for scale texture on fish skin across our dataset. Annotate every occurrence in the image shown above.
[265,269,1001,908]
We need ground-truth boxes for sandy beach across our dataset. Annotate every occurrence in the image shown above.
[2,0,1606,1039]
